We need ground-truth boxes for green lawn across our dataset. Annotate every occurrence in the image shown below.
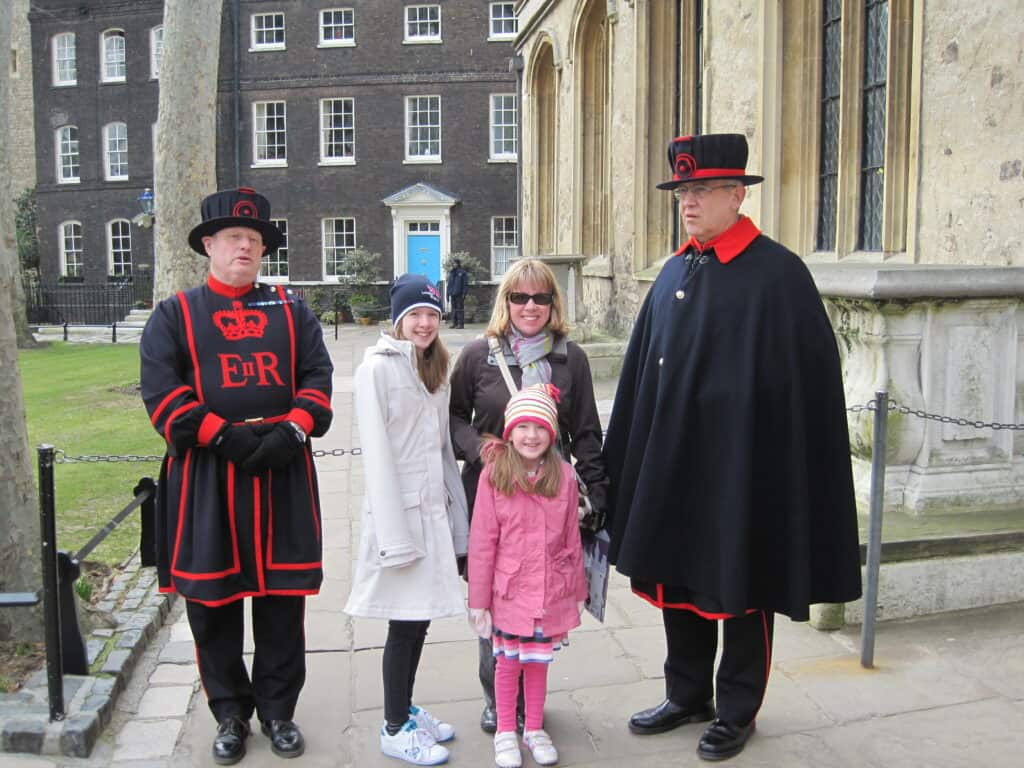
[18,343,165,566]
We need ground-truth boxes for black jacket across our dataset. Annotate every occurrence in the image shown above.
[602,230,861,621]
[450,334,609,521]
[447,267,469,298]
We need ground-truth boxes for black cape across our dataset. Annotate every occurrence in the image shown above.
[602,229,861,621]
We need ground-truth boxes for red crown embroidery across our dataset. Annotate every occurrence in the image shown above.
[213,301,268,340]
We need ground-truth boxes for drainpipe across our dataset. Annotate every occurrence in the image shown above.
[511,54,525,259]
[233,0,241,187]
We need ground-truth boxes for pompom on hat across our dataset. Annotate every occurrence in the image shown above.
[390,273,443,326]
[503,384,561,442]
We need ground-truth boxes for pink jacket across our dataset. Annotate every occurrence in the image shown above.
[468,460,587,637]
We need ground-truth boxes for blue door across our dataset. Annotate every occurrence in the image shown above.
[407,234,441,284]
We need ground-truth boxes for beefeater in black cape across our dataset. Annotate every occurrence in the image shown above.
[602,134,861,762]
[140,188,333,765]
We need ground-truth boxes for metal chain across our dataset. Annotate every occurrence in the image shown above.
[53,446,363,463]
[311,447,362,457]
[847,399,1024,431]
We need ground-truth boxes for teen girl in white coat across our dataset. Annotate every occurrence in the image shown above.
[344,273,469,766]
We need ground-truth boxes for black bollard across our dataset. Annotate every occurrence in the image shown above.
[136,477,158,567]
[37,444,65,721]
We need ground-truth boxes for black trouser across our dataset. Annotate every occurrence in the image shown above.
[383,620,430,729]
[662,607,774,727]
[450,295,465,327]
[186,595,306,723]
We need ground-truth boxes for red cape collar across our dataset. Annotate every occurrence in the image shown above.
[207,274,256,298]
[675,215,761,264]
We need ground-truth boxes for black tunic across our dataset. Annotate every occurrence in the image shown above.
[140,278,333,606]
[602,218,861,621]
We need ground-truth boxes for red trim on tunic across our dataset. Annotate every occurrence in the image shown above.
[633,585,760,620]
[681,215,761,264]
[171,457,242,580]
[285,408,314,435]
[277,285,297,399]
[151,385,192,426]
[197,413,226,446]
[254,476,266,591]
[164,401,200,444]
[184,588,320,607]
[207,274,254,298]
[177,291,205,402]
[297,388,332,410]
[266,466,323,569]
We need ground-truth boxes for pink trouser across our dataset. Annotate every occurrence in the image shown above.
[495,655,548,732]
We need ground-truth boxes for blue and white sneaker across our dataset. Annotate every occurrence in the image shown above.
[380,720,449,765]
[410,704,455,743]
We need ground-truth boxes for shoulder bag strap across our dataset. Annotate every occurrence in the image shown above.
[488,335,518,397]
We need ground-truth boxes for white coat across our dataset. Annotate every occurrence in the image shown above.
[343,333,470,621]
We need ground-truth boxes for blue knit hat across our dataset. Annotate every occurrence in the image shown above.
[390,273,443,326]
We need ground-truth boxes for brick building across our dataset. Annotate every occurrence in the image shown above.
[29,0,519,297]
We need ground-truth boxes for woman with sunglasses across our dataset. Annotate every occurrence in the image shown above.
[449,258,609,735]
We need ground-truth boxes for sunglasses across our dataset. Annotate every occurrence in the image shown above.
[508,291,554,306]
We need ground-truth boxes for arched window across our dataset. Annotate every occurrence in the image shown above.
[103,122,129,180]
[101,29,126,83]
[52,32,77,86]
[532,43,556,255]
[108,220,133,277]
[55,126,80,183]
[60,221,84,278]
[578,0,609,259]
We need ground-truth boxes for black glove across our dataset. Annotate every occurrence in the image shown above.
[208,424,261,465]
[240,423,305,475]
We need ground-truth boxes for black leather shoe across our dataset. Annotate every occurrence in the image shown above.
[480,704,498,733]
[260,720,305,759]
[213,716,249,765]
[697,718,755,761]
[628,698,715,735]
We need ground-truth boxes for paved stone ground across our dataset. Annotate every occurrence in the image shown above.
[7,323,1024,767]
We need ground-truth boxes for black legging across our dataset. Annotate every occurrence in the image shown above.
[383,619,430,729]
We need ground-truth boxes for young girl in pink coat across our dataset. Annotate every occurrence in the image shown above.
[468,384,587,768]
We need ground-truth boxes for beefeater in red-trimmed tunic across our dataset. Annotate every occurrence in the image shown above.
[140,188,332,765]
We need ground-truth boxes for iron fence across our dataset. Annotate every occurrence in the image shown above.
[24,278,151,326]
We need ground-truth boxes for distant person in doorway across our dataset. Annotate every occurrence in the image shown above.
[446,259,469,329]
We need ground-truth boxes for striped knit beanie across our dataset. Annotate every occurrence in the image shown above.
[502,383,560,441]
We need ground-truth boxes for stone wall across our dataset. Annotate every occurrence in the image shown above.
[916,2,1024,266]
[8,0,36,195]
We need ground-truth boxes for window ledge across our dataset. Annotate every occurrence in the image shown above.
[403,157,442,165]
[251,161,289,169]
[105,176,129,182]
[53,81,77,88]
[403,38,443,45]
[249,45,287,53]
[318,41,356,48]
[487,35,516,42]
[57,179,81,185]
[319,158,356,167]
[100,78,127,85]
[488,157,518,164]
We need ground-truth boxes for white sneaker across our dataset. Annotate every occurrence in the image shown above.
[380,720,449,765]
[410,704,455,743]
[493,731,522,768]
[523,729,558,766]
